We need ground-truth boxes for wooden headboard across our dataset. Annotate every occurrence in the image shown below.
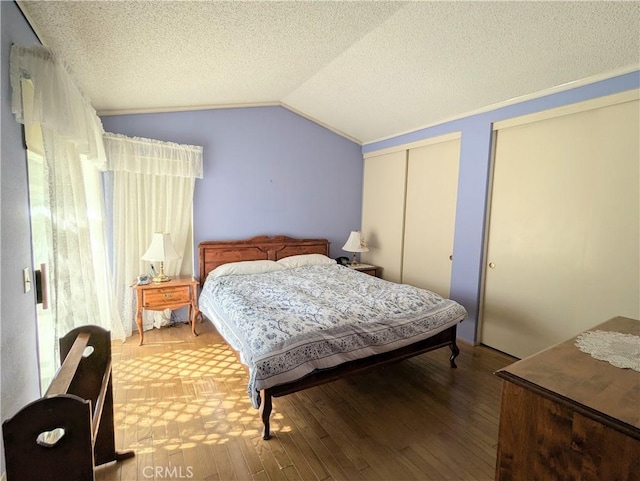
[198,235,330,286]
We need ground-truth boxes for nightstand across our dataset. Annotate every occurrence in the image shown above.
[347,263,382,277]
[132,276,200,345]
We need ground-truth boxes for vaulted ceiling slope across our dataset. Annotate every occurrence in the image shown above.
[18,1,640,145]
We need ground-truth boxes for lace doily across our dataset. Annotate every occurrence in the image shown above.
[574,330,640,372]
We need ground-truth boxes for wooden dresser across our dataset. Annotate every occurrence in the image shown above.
[494,316,640,481]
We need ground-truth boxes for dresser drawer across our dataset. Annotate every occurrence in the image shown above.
[143,286,191,308]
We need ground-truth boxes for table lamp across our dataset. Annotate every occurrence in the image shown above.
[342,230,369,266]
[141,233,179,283]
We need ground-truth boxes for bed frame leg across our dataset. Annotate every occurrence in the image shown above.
[449,340,460,368]
[259,390,272,440]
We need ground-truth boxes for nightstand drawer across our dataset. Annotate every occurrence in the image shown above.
[143,286,191,308]
[358,268,378,277]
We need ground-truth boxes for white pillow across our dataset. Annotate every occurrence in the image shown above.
[207,260,285,279]
[277,253,337,268]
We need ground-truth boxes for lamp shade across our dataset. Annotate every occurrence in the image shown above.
[141,233,179,262]
[342,231,369,253]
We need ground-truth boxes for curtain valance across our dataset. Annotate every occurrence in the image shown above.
[104,133,203,179]
[9,44,107,170]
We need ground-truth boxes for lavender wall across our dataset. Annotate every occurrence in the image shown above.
[364,71,640,343]
[101,106,364,262]
[1,1,42,474]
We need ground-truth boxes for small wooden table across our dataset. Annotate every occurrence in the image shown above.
[347,263,382,277]
[132,276,200,345]
[494,316,640,480]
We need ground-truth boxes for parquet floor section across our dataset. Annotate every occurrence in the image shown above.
[96,320,515,481]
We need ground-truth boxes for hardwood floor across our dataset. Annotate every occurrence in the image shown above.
[96,320,515,481]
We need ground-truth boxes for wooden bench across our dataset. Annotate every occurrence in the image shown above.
[2,325,134,480]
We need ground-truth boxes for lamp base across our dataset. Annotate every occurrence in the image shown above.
[152,261,171,283]
[350,253,358,266]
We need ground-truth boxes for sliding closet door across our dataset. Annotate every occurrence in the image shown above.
[361,150,407,283]
[403,136,460,297]
[482,92,640,359]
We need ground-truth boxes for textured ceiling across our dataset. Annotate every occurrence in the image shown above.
[18,1,640,144]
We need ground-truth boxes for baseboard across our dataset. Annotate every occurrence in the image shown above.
[457,336,475,347]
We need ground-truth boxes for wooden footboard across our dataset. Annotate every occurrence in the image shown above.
[259,324,459,439]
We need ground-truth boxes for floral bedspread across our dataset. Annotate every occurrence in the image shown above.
[199,264,467,408]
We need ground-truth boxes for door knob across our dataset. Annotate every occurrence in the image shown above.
[489,262,495,269]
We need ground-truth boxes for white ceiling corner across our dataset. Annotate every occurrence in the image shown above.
[18,0,640,145]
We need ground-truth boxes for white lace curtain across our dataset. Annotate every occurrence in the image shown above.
[103,133,203,338]
[10,45,117,342]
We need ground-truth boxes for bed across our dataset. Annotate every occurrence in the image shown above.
[198,235,467,439]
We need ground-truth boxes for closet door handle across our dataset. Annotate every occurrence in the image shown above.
[489,262,496,269]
